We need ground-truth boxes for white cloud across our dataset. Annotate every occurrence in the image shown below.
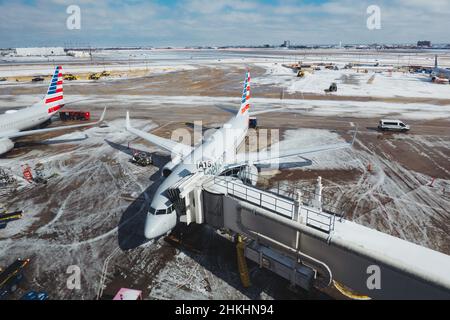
[0,0,448,47]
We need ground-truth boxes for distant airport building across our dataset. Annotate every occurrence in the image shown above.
[66,50,91,58]
[14,47,65,56]
[417,41,431,48]
[281,40,290,48]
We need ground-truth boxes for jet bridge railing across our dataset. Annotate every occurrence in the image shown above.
[230,168,345,219]
[305,208,336,233]
[212,175,296,218]
[210,174,338,234]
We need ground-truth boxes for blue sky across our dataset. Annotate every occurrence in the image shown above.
[0,0,448,48]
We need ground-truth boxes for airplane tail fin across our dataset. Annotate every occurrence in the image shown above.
[44,66,64,114]
[237,71,251,117]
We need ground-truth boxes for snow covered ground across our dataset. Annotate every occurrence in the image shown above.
[0,63,198,78]
[0,56,448,299]
[254,62,450,99]
[274,129,450,253]
[2,47,449,65]
[1,93,448,121]
[0,118,325,300]
[0,119,162,298]
[275,129,358,170]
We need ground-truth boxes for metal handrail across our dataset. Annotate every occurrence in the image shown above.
[211,175,338,233]
[305,207,334,233]
[235,168,345,215]
[213,175,295,218]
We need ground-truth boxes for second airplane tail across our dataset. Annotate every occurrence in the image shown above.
[237,71,251,117]
[44,66,64,114]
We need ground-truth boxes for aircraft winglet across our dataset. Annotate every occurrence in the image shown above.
[125,111,131,129]
[99,106,107,122]
[351,125,358,147]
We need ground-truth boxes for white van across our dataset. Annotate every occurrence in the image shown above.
[378,119,410,132]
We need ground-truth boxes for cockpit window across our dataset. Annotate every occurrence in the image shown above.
[149,205,174,215]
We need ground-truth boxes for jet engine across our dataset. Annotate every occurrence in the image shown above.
[237,164,258,186]
[0,138,14,155]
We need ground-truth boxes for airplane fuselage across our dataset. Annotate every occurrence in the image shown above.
[0,101,59,154]
[127,70,350,240]
[0,66,102,155]
[144,113,249,239]
[0,102,55,134]
[432,68,450,80]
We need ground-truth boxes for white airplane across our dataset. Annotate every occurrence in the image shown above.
[126,71,352,239]
[431,55,450,82]
[0,66,106,155]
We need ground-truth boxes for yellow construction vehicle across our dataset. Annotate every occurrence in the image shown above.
[100,71,111,77]
[89,73,101,80]
[297,70,313,78]
[64,74,78,81]
[297,70,305,78]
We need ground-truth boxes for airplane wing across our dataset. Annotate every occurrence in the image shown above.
[227,128,356,167]
[230,142,352,166]
[125,112,193,157]
[215,105,287,116]
[250,107,287,116]
[1,107,107,139]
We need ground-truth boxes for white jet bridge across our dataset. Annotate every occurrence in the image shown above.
[167,171,450,299]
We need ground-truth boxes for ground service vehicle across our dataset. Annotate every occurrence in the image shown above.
[378,119,410,132]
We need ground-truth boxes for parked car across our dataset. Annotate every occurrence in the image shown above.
[31,77,45,82]
[378,119,410,132]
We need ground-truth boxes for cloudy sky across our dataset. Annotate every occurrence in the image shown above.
[0,0,448,48]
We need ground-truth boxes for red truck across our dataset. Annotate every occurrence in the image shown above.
[59,111,91,121]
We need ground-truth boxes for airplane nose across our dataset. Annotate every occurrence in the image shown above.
[144,214,165,239]
[144,213,174,239]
